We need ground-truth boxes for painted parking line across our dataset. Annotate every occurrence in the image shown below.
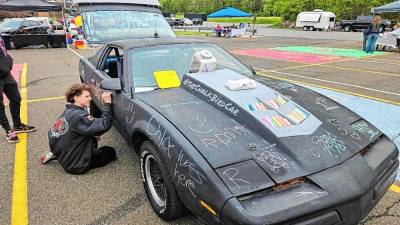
[391,185,400,193]
[11,63,28,225]
[257,69,400,99]
[273,46,386,58]
[231,47,399,77]
[256,72,400,106]
[27,96,64,103]
[316,64,400,78]
[231,48,342,64]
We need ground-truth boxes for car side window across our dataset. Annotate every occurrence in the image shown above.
[30,21,40,27]
[100,47,124,83]
[21,21,30,27]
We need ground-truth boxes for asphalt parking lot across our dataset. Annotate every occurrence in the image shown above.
[1,34,399,225]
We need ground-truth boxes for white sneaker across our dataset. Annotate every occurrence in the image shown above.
[40,151,56,164]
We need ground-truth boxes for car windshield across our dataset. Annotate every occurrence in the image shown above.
[81,10,175,43]
[130,43,253,89]
[0,19,21,29]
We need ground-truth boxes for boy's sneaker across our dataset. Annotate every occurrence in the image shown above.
[40,151,56,164]
[6,130,19,143]
[13,124,36,134]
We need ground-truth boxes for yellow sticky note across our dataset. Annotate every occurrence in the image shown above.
[153,70,181,89]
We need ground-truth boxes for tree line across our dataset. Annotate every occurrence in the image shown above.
[160,0,396,20]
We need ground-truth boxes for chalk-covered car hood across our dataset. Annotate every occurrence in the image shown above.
[136,69,383,196]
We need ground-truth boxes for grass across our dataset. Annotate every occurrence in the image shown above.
[174,31,210,36]
[208,17,282,26]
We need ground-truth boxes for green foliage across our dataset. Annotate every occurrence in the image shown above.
[161,0,397,23]
[262,0,394,21]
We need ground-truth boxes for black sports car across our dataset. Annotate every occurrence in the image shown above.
[79,38,399,225]
[0,18,50,35]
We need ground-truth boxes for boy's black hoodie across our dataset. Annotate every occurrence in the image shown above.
[48,104,113,174]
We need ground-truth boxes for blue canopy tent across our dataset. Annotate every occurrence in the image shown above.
[207,7,255,36]
[372,0,400,13]
[208,7,251,18]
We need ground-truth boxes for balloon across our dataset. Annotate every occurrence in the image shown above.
[75,16,82,27]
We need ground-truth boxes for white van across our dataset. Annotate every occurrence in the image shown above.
[296,10,336,31]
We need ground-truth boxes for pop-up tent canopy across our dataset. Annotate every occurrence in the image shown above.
[208,7,251,18]
[372,0,400,13]
[0,0,61,11]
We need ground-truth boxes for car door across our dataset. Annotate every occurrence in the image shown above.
[92,45,129,131]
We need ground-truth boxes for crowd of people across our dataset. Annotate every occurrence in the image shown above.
[213,22,249,37]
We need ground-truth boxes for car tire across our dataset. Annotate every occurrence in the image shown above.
[10,41,16,49]
[303,26,308,31]
[344,25,351,32]
[90,101,102,118]
[140,141,186,221]
[309,26,315,31]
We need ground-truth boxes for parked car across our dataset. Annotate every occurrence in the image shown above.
[174,18,184,26]
[183,18,193,26]
[340,15,392,32]
[79,37,399,225]
[165,17,174,26]
[0,18,50,35]
[296,10,336,31]
[192,18,203,25]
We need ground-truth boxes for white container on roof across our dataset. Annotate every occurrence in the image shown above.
[73,0,160,6]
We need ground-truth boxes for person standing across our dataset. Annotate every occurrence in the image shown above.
[0,35,36,143]
[366,16,383,54]
[390,23,400,49]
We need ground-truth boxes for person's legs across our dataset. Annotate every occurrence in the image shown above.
[366,35,373,53]
[0,87,12,132]
[0,85,19,143]
[2,82,21,128]
[90,146,116,169]
[3,82,36,133]
[370,34,379,53]
[367,34,378,53]
[397,38,400,49]
[363,35,368,52]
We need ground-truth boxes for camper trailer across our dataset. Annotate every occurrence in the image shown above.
[296,10,336,31]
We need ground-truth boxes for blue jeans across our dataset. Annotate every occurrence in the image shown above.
[366,33,378,53]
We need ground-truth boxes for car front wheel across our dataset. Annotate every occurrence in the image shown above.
[140,141,186,221]
[344,25,351,32]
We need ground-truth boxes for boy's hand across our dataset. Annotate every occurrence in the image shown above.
[101,91,112,104]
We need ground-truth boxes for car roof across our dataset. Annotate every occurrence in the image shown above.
[108,38,208,50]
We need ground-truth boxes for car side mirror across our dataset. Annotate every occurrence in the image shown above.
[100,78,121,91]
[247,65,256,75]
